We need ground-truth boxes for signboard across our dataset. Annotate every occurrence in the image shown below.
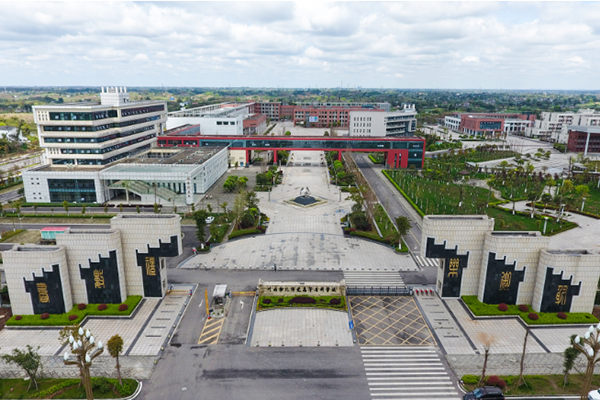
[349,320,354,330]
[308,116,318,123]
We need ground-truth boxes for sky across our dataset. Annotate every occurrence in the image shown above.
[1,1,600,90]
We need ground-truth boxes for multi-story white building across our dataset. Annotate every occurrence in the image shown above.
[24,88,229,206]
[348,104,417,137]
[166,102,250,135]
[527,109,600,143]
[34,87,167,166]
[443,115,461,131]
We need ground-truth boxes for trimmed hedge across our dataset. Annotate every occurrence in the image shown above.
[462,295,598,325]
[228,226,265,240]
[78,303,87,310]
[6,295,142,326]
[30,378,137,399]
[0,229,25,242]
[498,303,508,311]
[528,202,600,220]
[118,303,128,311]
[382,170,425,217]
[3,213,115,219]
[258,295,346,310]
[21,202,101,208]
[97,303,108,311]
[518,304,529,312]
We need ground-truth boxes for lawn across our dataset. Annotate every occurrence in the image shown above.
[258,295,346,311]
[6,295,142,326]
[462,295,598,325]
[1,229,41,244]
[462,374,600,396]
[383,170,578,235]
[0,377,137,399]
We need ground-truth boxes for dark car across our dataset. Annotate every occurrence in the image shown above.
[463,386,505,400]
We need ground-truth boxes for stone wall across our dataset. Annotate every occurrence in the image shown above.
[446,352,600,378]
[3,246,71,315]
[56,229,126,305]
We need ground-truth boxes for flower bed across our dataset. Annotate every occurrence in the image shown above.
[462,295,598,325]
[7,295,142,326]
[258,295,346,311]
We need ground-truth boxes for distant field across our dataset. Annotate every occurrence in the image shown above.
[0,112,34,123]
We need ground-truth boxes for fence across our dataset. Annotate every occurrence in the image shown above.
[346,287,412,296]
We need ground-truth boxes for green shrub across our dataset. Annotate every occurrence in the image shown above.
[382,170,425,217]
[6,295,142,326]
[33,379,80,398]
[228,227,263,240]
[462,295,598,325]
[462,375,479,384]
[0,229,25,242]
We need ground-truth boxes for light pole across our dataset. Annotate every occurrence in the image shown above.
[572,324,600,400]
[581,197,587,213]
[63,327,104,400]
[543,216,548,234]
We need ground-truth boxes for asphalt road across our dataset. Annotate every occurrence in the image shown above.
[0,189,22,205]
[140,345,369,400]
[352,153,423,252]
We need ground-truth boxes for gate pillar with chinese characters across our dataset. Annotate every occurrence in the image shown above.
[2,245,73,315]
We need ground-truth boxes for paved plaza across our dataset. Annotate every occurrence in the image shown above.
[250,308,354,347]
[181,150,420,271]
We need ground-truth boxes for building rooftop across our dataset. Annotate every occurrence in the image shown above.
[163,124,201,136]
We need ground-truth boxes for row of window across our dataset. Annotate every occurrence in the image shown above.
[216,121,236,125]
[50,110,118,121]
[354,123,371,127]
[120,105,164,117]
[354,117,372,121]
[59,134,155,154]
[52,144,151,166]
[43,115,161,132]
[43,125,154,144]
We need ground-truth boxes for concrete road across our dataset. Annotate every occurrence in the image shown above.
[351,153,423,252]
[0,190,22,205]
[140,344,369,400]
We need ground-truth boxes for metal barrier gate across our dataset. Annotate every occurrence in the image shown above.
[346,287,412,296]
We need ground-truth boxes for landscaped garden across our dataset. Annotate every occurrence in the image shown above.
[383,170,578,235]
[6,295,142,326]
[461,295,598,325]
[461,373,600,396]
[0,377,137,399]
[258,295,346,311]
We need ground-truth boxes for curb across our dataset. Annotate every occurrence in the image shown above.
[13,380,143,400]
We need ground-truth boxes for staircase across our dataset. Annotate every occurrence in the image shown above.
[109,180,179,202]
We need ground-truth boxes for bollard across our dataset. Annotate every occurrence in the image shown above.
[282,341,285,347]
[256,341,260,347]
[336,340,339,347]
[317,341,321,346]
[268,341,271,347]
[299,341,302,347]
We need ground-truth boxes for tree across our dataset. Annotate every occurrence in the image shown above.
[119,203,123,213]
[104,205,108,214]
[516,326,530,387]
[395,216,412,248]
[220,202,228,215]
[192,210,209,245]
[232,190,246,229]
[63,200,69,216]
[33,204,37,215]
[107,334,124,385]
[153,203,160,214]
[136,205,140,213]
[478,333,494,387]
[572,325,600,400]
[206,203,212,213]
[563,335,580,388]
[1,345,42,391]
[245,190,260,211]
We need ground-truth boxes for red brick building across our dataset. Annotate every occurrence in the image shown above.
[567,127,600,154]
[243,113,267,135]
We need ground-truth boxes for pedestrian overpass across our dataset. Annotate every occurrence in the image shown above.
[156,135,425,168]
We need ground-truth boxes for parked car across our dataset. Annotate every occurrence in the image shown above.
[589,388,600,400]
[463,386,505,400]
[205,216,215,224]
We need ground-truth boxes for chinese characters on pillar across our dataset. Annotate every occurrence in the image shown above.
[37,283,49,303]
[556,285,567,306]
[93,269,105,289]
[447,258,459,277]
[499,271,512,291]
[145,257,156,276]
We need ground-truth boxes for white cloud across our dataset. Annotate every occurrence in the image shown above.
[0,1,598,89]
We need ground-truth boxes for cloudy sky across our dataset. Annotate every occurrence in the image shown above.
[1,1,599,90]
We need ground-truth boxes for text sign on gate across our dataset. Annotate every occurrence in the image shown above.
[349,320,354,330]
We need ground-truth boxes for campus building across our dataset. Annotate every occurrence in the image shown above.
[422,215,600,313]
[526,109,600,143]
[444,113,535,136]
[567,126,600,155]
[2,215,182,315]
[33,87,167,166]
[348,104,417,137]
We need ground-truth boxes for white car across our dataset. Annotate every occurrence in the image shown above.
[589,389,600,400]
[205,216,215,224]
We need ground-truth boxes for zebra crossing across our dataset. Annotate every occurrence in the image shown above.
[361,347,461,399]
[343,271,406,288]
[413,255,439,268]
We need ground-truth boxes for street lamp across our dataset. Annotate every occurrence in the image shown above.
[572,324,600,400]
[63,327,104,400]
